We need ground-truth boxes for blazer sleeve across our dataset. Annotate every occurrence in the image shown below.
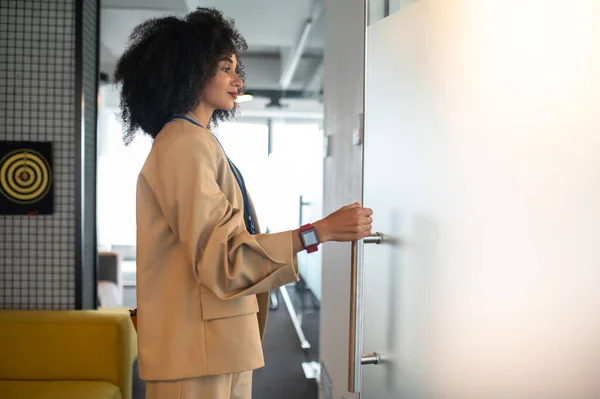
[154,131,299,300]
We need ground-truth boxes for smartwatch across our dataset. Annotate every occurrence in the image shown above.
[300,223,320,253]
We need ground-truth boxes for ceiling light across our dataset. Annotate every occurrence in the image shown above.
[235,94,254,103]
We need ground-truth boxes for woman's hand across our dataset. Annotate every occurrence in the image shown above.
[314,203,373,242]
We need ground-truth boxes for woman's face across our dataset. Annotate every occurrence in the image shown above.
[201,53,243,111]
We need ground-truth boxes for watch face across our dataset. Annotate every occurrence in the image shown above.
[302,229,319,247]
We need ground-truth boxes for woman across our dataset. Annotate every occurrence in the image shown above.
[114,7,373,399]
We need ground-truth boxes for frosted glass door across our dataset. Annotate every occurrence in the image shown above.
[361,1,600,398]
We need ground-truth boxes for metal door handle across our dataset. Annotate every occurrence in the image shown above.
[361,352,381,365]
[364,232,383,244]
[348,233,384,393]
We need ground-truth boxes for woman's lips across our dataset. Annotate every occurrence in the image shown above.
[228,92,238,99]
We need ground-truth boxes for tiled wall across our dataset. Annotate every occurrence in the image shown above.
[0,0,98,309]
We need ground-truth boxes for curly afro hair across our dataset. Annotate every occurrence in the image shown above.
[113,7,248,144]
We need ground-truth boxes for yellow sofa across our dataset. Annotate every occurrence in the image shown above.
[0,310,136,399]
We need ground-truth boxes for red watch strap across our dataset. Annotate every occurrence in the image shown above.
[300,223,319,253]
[306,245,318,253]
[300,223,313,232]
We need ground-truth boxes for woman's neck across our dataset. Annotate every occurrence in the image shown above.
[189,103,214,128]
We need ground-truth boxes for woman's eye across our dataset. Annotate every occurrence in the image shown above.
[221,67,230,73]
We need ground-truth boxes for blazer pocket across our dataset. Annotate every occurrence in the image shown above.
[200,292,259,321]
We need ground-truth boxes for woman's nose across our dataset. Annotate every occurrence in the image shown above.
[232,74,242,88]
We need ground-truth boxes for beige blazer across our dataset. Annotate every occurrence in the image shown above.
[135,114,299,381]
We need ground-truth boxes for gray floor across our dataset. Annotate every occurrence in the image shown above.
[253,287,318,398]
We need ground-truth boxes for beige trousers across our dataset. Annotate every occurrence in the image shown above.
[145,371,252,399]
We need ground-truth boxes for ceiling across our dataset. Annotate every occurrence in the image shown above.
[99,0,325,119]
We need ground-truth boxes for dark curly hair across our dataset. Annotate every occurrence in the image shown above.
[113,7,248,144]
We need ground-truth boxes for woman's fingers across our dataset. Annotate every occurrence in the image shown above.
[319,204,374,242]
[359,216,373,225]
[361,228,373,239]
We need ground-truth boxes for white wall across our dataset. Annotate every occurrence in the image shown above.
[320,1,365,398]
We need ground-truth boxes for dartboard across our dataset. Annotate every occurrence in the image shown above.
[0,141,53,215]
[0,149,52,204]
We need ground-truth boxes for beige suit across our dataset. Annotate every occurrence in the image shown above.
[135,114,299,382]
